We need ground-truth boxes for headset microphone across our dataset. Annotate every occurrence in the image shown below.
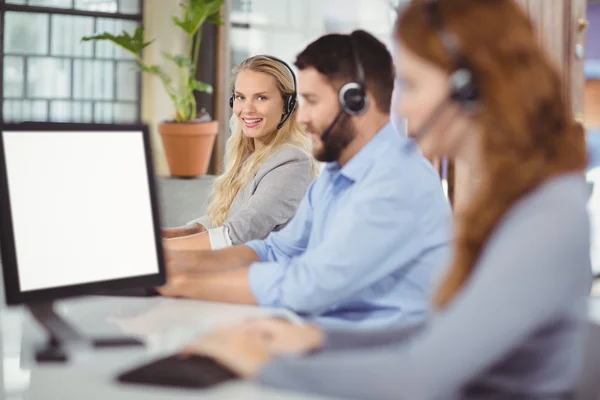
[320,109,344,142]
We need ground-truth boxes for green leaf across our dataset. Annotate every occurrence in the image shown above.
[172,15,198,35]
[163,52,192,68]
[81,27,153,56]
[207,11,224,25]
[189,79,213,94]
[173,0,225,35]
[137,64,172,84]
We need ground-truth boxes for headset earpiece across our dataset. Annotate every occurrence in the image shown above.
[449,66,479,113]
[283,94,297,115]
[339,82,368,115]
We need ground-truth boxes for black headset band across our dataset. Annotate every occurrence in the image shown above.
[425,0,464,70]
[349,33,365,89]
[232,55,297,99]
[424,0,480,112]
[262,55,297,98]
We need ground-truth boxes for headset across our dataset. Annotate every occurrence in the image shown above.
[321,32,369,141]
[407,0,481,147]
[427,0,479,111]
[229,55,297,130]
[339,33,369,116]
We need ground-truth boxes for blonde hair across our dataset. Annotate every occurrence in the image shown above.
[207,55,319,227]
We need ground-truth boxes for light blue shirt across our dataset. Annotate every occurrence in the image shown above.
[391,78,406,136]
[246,122,453,329]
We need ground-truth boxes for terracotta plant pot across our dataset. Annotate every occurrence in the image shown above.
[158,120,219,177]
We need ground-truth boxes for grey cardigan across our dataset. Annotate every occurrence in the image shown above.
[192,145,314,245]
[258,173,592,399]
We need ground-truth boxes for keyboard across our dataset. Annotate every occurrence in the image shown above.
[117,354,240,389]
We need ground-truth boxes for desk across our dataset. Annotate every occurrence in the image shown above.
[4,296,600,400]
[0,296,337,400]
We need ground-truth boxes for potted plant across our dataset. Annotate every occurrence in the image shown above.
[82,0,225,177]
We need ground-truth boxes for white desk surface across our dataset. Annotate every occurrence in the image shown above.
[0,296,338,400]
[3,296,600,400]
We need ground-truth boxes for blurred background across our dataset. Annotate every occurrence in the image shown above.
[1,0,599,273]
[0,0,403,169]
[1,1,600,398]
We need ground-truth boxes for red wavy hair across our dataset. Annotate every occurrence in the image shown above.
[396,0,587,308]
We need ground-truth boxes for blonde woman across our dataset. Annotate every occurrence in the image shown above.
[163,55,318,251]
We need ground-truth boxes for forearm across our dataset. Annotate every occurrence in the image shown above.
[166,268,258,305]
[322,321,425,351]
[171,245,260,274]
[178,223,205,235]
[258,344,409,400]
[162,222,205,238]
[189,222,206,233]
[164,231,212,251]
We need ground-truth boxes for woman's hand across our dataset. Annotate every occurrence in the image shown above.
[180,324,273,379]
[179,318,325,378]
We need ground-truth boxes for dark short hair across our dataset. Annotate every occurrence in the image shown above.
[294,30,394,113]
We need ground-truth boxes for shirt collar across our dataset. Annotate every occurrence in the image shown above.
[325,122,398,183]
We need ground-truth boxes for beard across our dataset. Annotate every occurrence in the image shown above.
[312,113,356,162]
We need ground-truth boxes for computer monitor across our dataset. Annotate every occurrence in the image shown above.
[0,122,166,361]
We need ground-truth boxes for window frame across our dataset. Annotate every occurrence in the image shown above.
[0,0,144,123]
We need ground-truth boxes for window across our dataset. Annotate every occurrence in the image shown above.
[229,0,404,71]
[227,0,406,132]
[1,0,143,123]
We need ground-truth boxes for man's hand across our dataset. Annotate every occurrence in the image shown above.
[155,273,190,297]
[156,267,258,304]
[157,246,204,297]
[180,324,273,379]
[163,246,205,275]
[156,244,262,300]
[161,244,260,276]
[161,223,204,239]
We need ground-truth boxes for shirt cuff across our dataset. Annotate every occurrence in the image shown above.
[248,261,286,307]
[207,226,233,250]
[246,240,268,261]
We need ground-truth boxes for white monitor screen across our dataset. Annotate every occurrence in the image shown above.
[2,130,160,292]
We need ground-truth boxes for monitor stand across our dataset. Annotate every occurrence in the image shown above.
[28,301,144,363]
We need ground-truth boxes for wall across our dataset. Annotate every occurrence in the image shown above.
[586,3,600,127]
[587,3,600,60]
[141,1,189,176]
